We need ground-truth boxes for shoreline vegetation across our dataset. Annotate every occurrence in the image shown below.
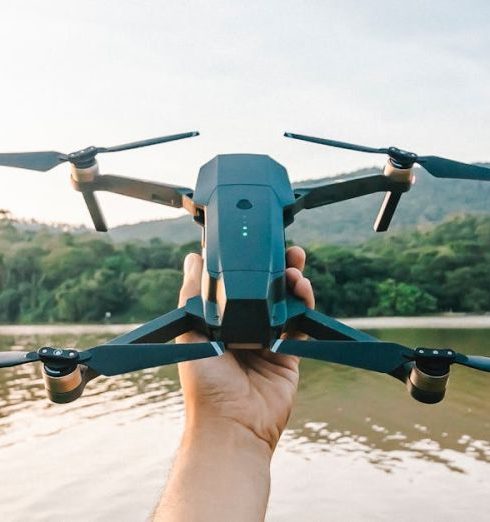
[0,213,489,324]
[1,314,490,336]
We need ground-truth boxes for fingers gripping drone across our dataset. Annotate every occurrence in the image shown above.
[0,131,489,404]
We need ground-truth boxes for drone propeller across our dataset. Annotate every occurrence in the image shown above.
[284,132,490,181]
[0,131,199,172]
[0,342,223,376]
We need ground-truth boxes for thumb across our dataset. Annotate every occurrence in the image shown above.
[178,253,203,306]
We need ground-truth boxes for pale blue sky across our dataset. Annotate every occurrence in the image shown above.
[0,0,489,227]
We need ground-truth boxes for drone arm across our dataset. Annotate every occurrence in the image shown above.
[108,297,207,345]
[280,304,418,391]
[283,301,410,378]
[295,306,377,342]
[271,339,413,375]
[40,338,224,402]
[291,173,410,213]
[42,298,210,403]
[71,174,194,212]
[280,304,466,403]
[83,341,224,376]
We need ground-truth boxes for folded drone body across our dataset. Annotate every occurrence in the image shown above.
[0,131,489,405]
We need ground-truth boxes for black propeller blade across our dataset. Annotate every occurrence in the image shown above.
[0,151,67,172]
[0,131,199,172]
[0,351,39,368]
[285,133,389,155]
[100,132,198,153]
[454,354,490,372]
[285,132,490,182]
[416,156,490,181]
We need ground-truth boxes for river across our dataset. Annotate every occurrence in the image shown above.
[0,326,488,521]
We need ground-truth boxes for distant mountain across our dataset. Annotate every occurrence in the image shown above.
[108,165,490,245]
[109,215,201,244]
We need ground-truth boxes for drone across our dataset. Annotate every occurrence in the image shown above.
[0,131,489,405]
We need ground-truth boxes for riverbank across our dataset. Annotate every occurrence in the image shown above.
[1,315,489,336]
[345,315,490,329]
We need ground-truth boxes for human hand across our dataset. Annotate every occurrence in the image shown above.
[176,246,315,451]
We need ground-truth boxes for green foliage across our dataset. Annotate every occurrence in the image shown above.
[303,214,490,316]
[0,214,488,322]
[55,268,129,322]
[0,288,21,322]
[126,269,182,318]
[367,279,437,316]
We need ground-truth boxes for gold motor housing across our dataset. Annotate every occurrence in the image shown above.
[406,364,449,404]
[42,365,85,404]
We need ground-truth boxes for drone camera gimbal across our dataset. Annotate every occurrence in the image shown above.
[0,130,489,405]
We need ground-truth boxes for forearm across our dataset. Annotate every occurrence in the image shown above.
[153,418,272,522]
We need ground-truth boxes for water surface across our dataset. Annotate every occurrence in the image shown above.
[0,328,488,521]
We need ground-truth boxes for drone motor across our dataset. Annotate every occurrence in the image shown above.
[43,364,84,404]
[405,347,453,404]
[406,364,450,404]
[374,161,415,232]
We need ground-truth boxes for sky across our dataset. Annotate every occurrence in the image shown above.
[0,0,489,228]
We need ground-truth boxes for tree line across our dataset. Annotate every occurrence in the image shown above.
[0,214,489,323]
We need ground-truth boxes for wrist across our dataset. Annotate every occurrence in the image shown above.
[183,415,273,461]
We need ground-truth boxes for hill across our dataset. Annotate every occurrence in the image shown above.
[108,166,490,245]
